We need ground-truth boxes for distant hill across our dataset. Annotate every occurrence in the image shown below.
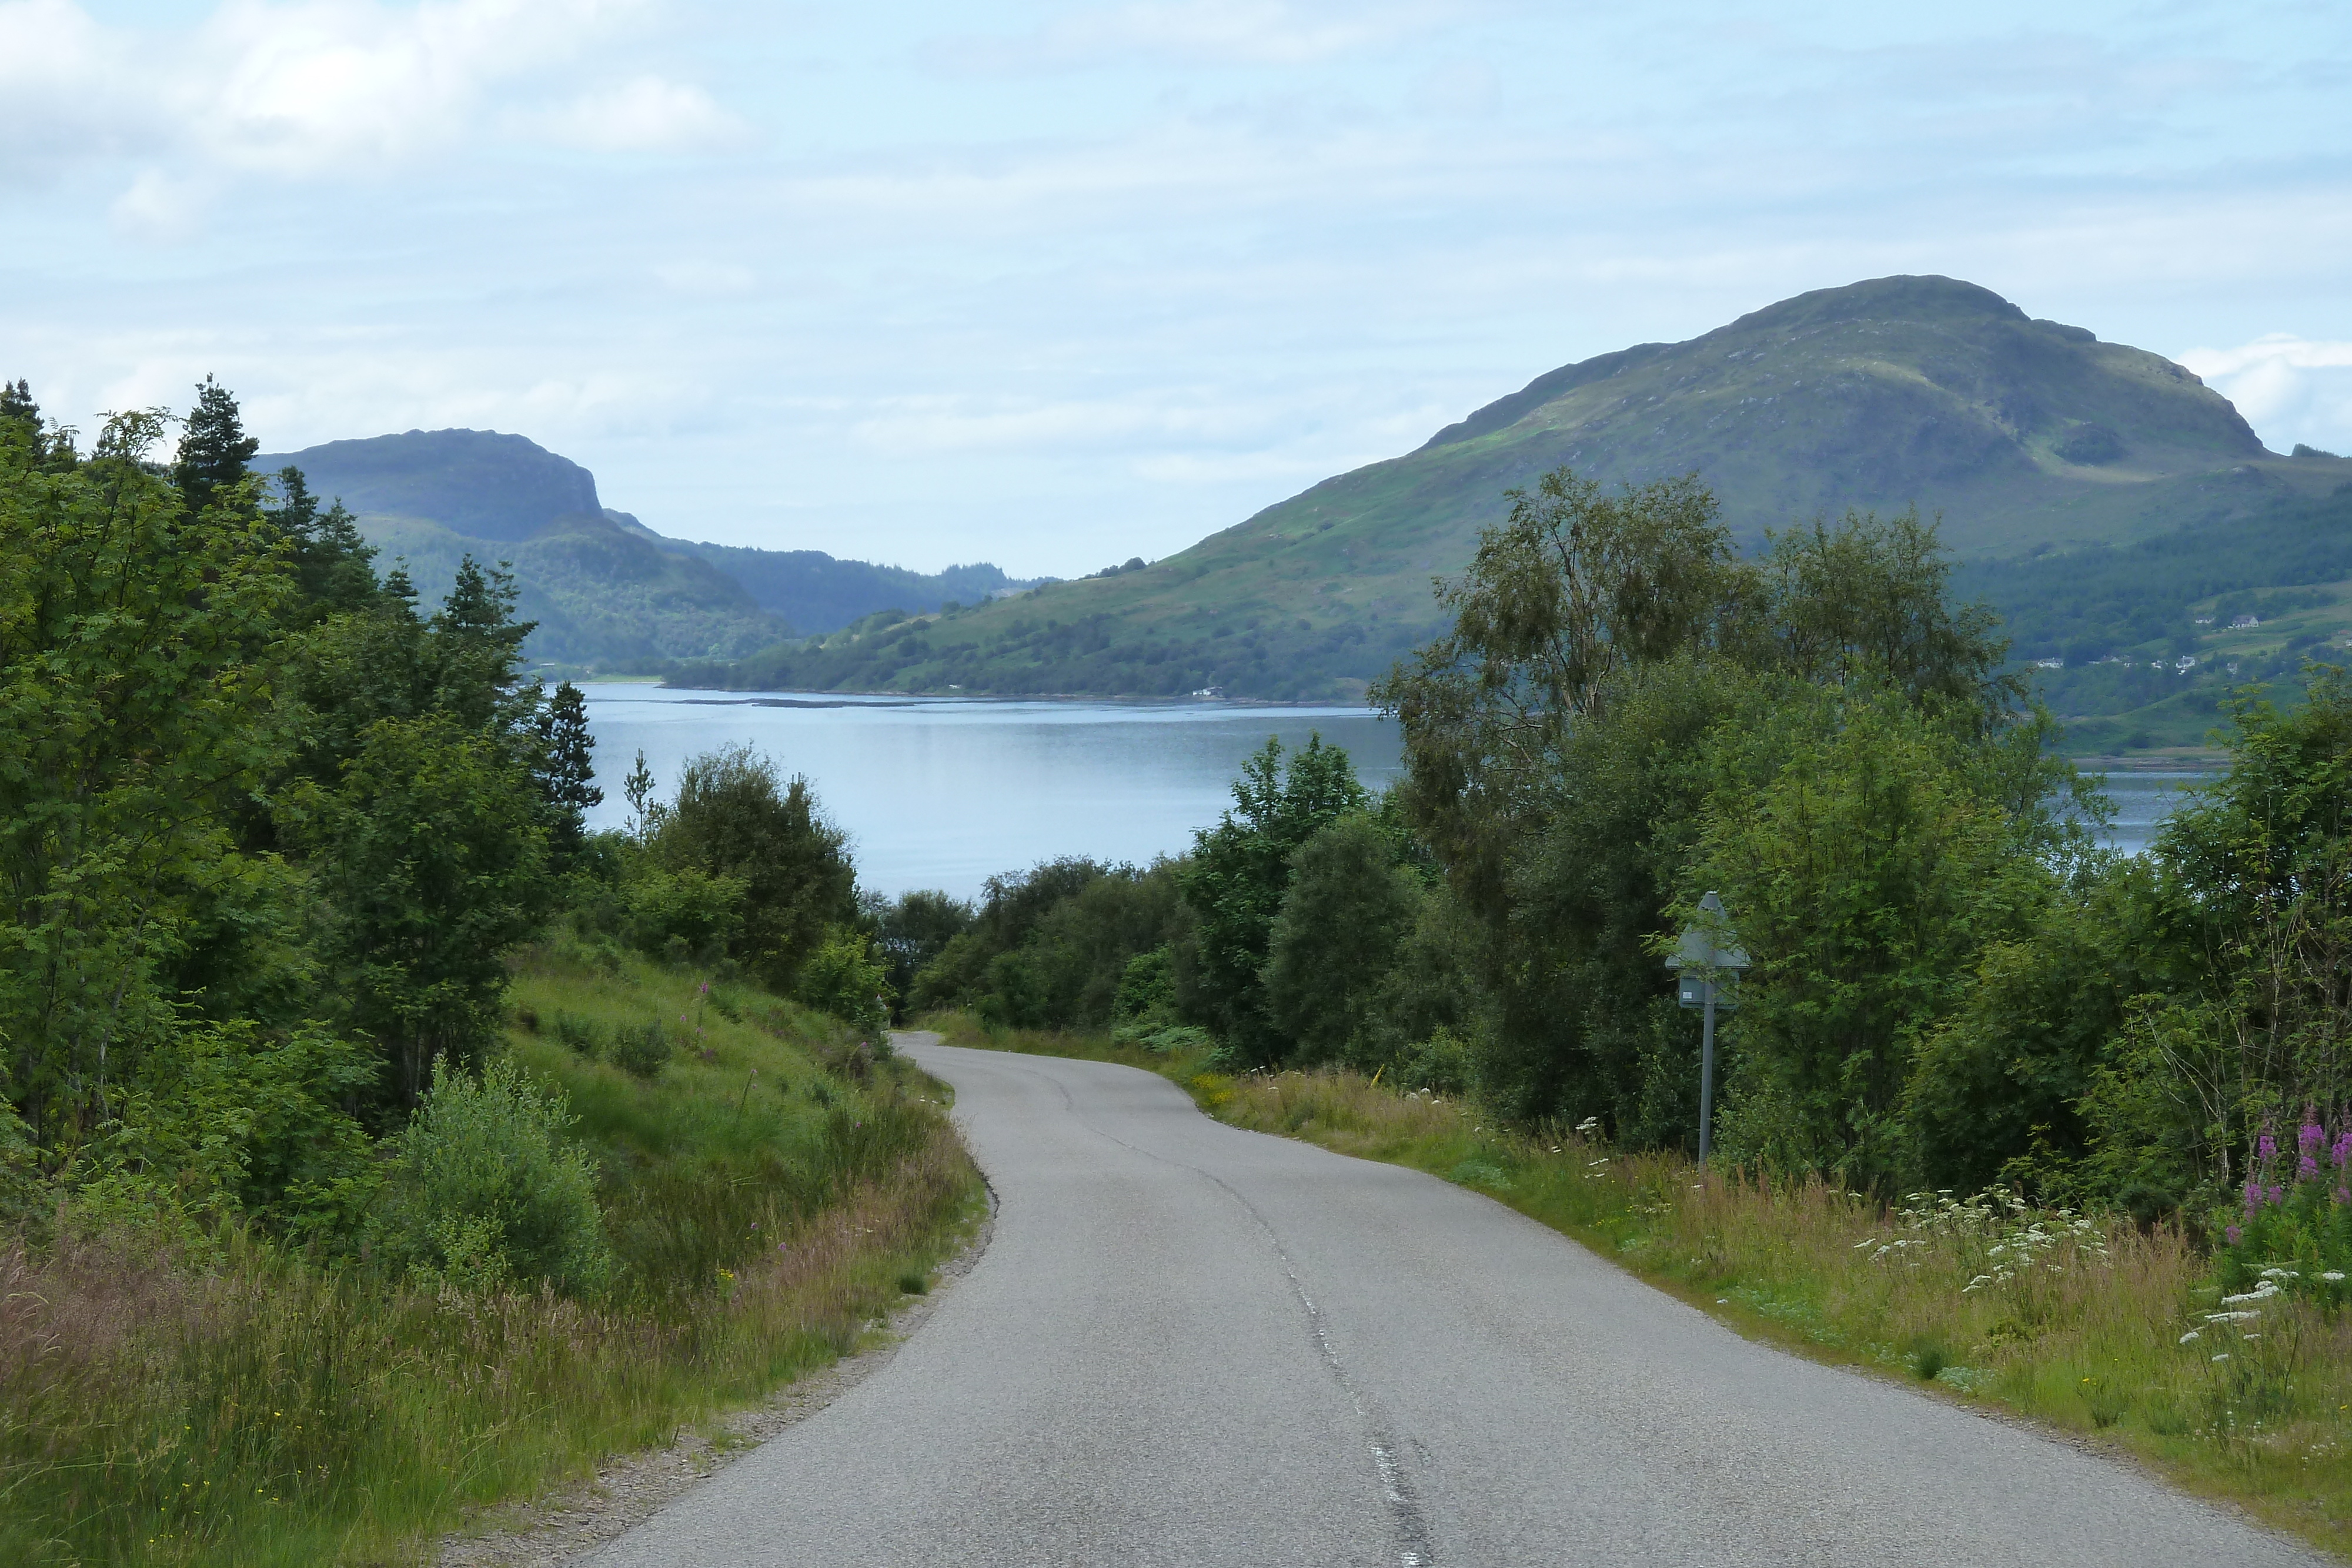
[703,275,2352,706]
[255,429,600,543]
[659,537,1030,636]
[348,510,790,666]
[251,430,1042,663]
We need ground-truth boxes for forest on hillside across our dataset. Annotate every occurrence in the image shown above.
[684,479,2352,753]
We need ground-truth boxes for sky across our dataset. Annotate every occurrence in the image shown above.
[5,1,2351,577]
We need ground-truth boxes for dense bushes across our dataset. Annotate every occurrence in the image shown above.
[916,466,2352,1227]
[910,857,1184,1029]
[0,377,980,1562]
[0,373,913,1259]
[368,1060,614,1295]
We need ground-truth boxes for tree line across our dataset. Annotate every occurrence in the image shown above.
[0,377,885,1260]
[901,468,2351,1228]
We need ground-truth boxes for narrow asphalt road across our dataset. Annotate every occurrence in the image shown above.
[584,1038,2327,1567]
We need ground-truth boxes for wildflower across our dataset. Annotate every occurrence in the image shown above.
[2336,1129,2352,1169]
[2214,1353,2232,1362]
[2270,1185,2286,1206]
[2324,1272,2346,1284]
[2227,1225,2243,1244]
[2260,1129,2280,1164]
[2180,1330,2200,1343]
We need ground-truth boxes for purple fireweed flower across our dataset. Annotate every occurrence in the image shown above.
[2338,1188,2350,1206]
[2304,1154,2323,1180]
[2336,1131,2352,1168]
[2227,1225,2244,1244]
[2246,1181,2263,1214]
[2269,1185,2286,1206]
[2259,1131,2280,1164]
[2303,1122,2325,1155]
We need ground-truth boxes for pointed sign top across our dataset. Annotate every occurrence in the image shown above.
[1668,890,1750,972]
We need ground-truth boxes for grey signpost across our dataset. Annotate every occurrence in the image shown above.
[1669,891,1749,1168]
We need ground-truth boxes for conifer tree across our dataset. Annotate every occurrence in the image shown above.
[172,373,259,514]
[532,681,602,858]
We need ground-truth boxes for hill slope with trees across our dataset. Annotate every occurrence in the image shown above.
[704,276,2352,715]
[252,429,1041,664]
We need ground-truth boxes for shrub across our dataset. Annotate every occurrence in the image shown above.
[652,745,856,987]
[611,1021,673,1079]
[1114,947,1176,1027]
[619,862,747,959]
[797,925,892,1032]
[71,1022,377,1245]
[368,1061,614,1295]
[1399,1026,1474,1094]
[551,1012,602,1059]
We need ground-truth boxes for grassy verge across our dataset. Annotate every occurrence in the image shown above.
[930,1012,2352,1557]
[1,950,984,1567]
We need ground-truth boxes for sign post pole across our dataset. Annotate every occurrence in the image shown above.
[1669,891,1749,1171]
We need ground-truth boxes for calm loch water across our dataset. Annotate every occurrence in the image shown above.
[577,684,1403,898]
[577,684,2208,898]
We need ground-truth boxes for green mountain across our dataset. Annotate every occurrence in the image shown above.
[660,540,1030,636]
[708,275,2352,705]
[256,429,602,542]
[352,510,788,666]
[252,430,1040,664]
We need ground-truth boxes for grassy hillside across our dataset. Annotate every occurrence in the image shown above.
[689,275,2352,706]
[366,511,790,665]
[2,944,981,1566]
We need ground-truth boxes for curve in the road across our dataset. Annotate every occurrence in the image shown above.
[583,1038,2327,1567]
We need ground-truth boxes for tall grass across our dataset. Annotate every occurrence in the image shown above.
[938,1011,2352,1557]
[0,951,983,1566]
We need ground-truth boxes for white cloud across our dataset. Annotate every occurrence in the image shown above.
[527,75,750,153]
[1,0,738,200]
[109,168,215,243]
[2180,335,2352,455]
[0,0,156,176]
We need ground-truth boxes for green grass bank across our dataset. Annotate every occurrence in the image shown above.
[928,1012,2352,1559]
[0,949,983,1567]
